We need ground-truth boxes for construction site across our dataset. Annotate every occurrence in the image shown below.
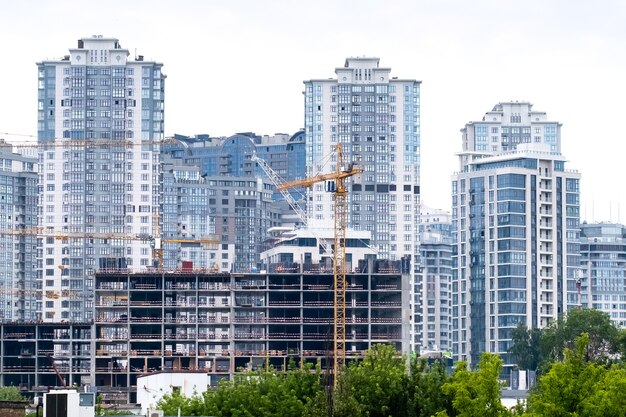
[0,139,415,405]
[0,259,409,404]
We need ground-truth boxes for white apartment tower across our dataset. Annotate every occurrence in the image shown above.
[303,57,420,264]
[416,207,452,354]
[37,36,165,321]
[452,102,581,370]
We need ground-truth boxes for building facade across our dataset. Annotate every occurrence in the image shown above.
[415,207,452,354]
[93,265,410,403]
[0,145,38,321]
[0,322,93,391]
[161,154,280,273]
[452,102,581,369]
[303,58,420,263]
[580,222,626,327]
[36,36,165,321]
[171,132,305,182]
[160,160,219,271]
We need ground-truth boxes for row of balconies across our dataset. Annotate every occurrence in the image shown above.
[4,347,91,357]
[539,306,554,316]
[97,300,233,307]
[1,365,91,373]
[96,306,400,324]
[96,282,232,293]
[233,331,401,340]
[232,317,402,324]
[97,280,399,293]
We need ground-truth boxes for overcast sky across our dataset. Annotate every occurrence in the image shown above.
[1,0,625,222]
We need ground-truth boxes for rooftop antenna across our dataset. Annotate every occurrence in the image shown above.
[592,200,595,223]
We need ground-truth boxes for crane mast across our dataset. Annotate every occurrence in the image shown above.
[277,143,362,383]
[333,144,348,376]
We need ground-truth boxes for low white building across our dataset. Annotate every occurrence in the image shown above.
[137,372,210,414]
[261,227,377,272]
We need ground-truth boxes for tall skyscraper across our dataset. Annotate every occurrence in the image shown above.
[37,36,165,321]
[580,222,626,327]
[0,144,38,321]
[303,57,421,265]
[452,102,581,370]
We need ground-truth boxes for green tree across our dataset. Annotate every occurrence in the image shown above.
[541,308,619,363]
[580,365,626,417]
[509,324,543,371]
[0,386,27,401]
[616,328,626,358]
[157,361,327,417]
[441,353,510,417]
[156,390,201,416]
[410,358,453,417]
[334,344,412,417]
[526,333,609,417]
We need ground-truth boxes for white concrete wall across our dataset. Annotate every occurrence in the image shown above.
[137,372,210,414]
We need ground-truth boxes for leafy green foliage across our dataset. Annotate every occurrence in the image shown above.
[616,328,626,358]
[525,332,626,417]
[581,366,626,417]
[0,386,27,401]
[441,353,511,417]
[410,358,453,417]
[541,308,619,363]
[152,337,626,417]
[157,360,326,417]
[509,324,543,371]
[334,344,411,417]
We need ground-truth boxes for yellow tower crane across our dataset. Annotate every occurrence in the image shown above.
[277,143,362,382]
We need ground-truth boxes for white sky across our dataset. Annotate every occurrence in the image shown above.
[1,0,625,222]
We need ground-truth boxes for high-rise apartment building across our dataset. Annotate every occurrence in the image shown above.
[580,222,626,327]
[0,144,38,321]
[161,139,284,273]
[303,56,421,272]
[36,36,165,321]
[452,102,581,369]
[415,207,452,353]
[171,131,306,201]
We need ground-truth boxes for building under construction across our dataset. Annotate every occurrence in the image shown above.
[93,258,410,403]
[0,322,93,392]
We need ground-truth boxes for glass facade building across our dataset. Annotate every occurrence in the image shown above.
[580,222,626,327]
[161,154,281,273]
[452,102,581,370]
[171,132,305,184]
